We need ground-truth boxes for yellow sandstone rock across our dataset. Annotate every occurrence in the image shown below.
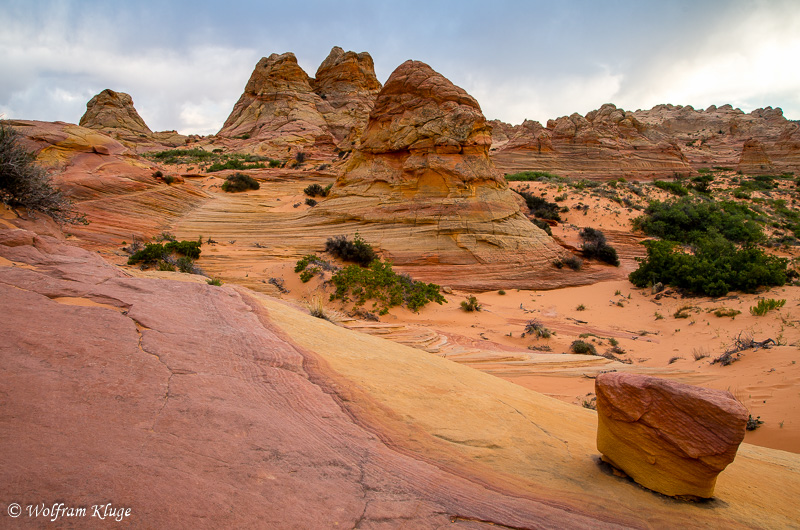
[596,372,748,498]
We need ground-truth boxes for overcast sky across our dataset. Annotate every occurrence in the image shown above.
[2,0,799,135]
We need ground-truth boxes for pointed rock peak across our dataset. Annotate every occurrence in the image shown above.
[79,89,151,134]
[360,60,489,153]
[241,52,314,98]
[315,47,381,92]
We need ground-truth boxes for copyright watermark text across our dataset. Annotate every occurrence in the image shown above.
[6,502,131,522]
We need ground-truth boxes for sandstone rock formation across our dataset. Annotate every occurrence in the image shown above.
[595,372,748,498]
[315,60,573,289]
[80,89,152,136]
[491,103,800,178]
[217,47,381,156]
[313,46,382,148]
[490,104,693,179]
[79,89,186,149]
[217,52,333,154]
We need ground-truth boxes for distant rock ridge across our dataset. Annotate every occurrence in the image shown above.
[217,46,382,155]
[79,89,186,150]
[491,102,800,178]
[314,60,574,290]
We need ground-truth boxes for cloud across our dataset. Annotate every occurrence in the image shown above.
[1,0,799,136]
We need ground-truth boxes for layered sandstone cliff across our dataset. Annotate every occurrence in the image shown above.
[491,103,800,178]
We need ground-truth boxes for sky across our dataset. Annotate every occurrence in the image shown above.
[1,0,799,135]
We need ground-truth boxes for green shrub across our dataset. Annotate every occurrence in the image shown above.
[0,122,85,224]
[127,239,201,268]
[157,261,175,271]
[505,171,563,182]
[524,319,551,338]
[691,174,714,193]
[163,175,176,185]
[325,234,377,267]
[518,191,562,221]
[304,183,330,197]
[563,256,583,270]
[629,235,787,296]
[570,340,597,355]
[207,278,222,286]
[633,197,763,245]
[176,256,195,273]
[208,158,265,172]
[221,173,260,192]
[127,243,168,265]
[329,260,445,313]
[750,298,786,316]
[305,198,317,207]
[294,254,332,273]
[460,295,481,312]
[653,180,689,196]
[713,308,741,318]
[579,227,619,266]
[164,240,201,259]
[532,218,552,235]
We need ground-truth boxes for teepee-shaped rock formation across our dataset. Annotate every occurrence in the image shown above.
[313,46,382,149]
[80,89,152,136]
[217,47,382,154]
[80,89,186,150]
[315,60,570,289]
[217,52,333,152]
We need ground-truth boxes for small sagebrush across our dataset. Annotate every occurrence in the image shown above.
[221,173,260,192]
[461,295,481,312]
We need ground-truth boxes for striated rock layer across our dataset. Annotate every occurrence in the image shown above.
[492,103,800,178]
[79,89,186,150]
[217,47,381,156]
[314,60,573,289]
[596,372,748,498]
[8,120,207,246]
[1,222,799,527]
[313,46,382,149]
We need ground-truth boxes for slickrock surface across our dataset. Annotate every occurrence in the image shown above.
[313,46,382,149]
[596,372,748,498]
[2,223,799,527]
[491,103,800,178]
[314,60,583,290]
[79,89,186,150]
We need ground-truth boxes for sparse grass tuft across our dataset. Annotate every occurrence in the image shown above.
[750,298,785,316]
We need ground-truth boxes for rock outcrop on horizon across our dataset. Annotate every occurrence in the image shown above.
[596,372,748,498]
[314,60,573,289]
[79,89,187,150]
[491,103,800,178]
[217,47,381,156]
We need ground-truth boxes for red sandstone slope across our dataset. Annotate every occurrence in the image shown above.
[2,218,799,528]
